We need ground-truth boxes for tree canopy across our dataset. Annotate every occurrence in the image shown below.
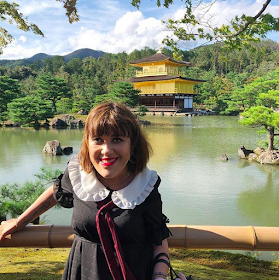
[0,75,21,122]
[94,82,140,107]
[35,74,71,113]
[239,69,279,151]
[8,96,54,126]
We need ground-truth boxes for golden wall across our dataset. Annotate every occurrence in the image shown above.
[134,80,196,95]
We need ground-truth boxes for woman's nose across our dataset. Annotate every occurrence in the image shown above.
[101,143,113,155]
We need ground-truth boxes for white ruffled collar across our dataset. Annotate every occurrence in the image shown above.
[68,155,158,209]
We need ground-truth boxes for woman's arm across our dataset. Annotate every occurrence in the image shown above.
[0,185,57,242]
[152,238,169,280]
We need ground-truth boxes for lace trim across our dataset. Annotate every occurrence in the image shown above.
[68,155,158,209]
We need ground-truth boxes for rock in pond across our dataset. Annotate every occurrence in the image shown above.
[220,154,229,162]
[43,140,73,156]
[62,146,73,155]
[43,140,63,155]
[49,118,68,128]
[238,146,254,159]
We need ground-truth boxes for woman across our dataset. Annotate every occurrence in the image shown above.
[0,102,171,280]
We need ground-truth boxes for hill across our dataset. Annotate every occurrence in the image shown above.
[27,53,52,62]
[0,48,105,67]
[63,48,104,62]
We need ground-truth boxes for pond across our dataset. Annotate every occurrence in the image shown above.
[1,115,278,260]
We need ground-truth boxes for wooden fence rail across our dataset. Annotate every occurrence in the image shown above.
[1,225,279,251]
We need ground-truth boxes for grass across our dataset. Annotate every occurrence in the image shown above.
[170,249,279,280]
[0,248,279,280]
[0,248,69,280]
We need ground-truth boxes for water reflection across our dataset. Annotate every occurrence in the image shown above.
[237,161,279,226]
[42,154,64,164]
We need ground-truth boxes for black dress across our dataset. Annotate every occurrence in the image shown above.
[53,155,170,280]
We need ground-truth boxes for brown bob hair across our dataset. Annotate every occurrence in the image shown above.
[79,102,152,175]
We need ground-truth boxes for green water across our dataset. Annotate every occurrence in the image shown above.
[1,115,278,259]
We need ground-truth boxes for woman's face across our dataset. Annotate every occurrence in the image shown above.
[88,133,131,182]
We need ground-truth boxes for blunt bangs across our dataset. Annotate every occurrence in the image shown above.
[87,117,133,139]
[86,103,138,143]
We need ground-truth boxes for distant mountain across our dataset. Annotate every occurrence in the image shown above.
[63,48,104,62]
[0,48,105,67]
[27,53,52,62]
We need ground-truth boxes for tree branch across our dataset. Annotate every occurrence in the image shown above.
[229,0,271,37]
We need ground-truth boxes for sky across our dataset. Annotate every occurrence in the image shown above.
[1,0,279,60]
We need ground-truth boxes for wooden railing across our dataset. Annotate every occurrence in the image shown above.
[138,88,178,94]
[138,89,198,95]
[142,106,181,112]
[135,70,185,77]
[1,225,279,251]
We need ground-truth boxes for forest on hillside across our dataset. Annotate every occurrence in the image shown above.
[0,39,279,126]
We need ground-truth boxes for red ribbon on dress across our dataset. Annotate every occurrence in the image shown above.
[96,200,137,280]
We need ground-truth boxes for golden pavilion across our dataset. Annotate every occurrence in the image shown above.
[129,50,204,112]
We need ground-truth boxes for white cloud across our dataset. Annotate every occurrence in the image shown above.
[68,10,168,53]
[15,0,63,16]
[1,41,43,60]
[19,36,27,42]
[114,11,144,35]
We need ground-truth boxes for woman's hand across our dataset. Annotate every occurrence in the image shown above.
[175,272,187,280]
[0,218,18,243]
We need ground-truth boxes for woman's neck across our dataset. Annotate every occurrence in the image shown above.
[96,172,135,191]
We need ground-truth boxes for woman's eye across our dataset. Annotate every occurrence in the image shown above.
[113,137,123,143]
[92,138,103,143]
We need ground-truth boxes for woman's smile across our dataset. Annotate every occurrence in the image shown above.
[100,157,118,167]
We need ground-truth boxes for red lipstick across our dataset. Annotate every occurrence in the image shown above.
[100,157,117,166]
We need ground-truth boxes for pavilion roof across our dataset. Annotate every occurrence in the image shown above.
[129,52,191,66]
[121,75,205,83]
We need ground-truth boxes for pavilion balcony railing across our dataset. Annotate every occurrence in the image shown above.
[135,70,185,77]
[138,89,199,95]
[1,225,279,251]
[142,106,181,112]
[139,88,178,94]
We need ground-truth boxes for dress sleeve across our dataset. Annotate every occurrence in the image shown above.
[143,178,172,246]
[53,167,74,208]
